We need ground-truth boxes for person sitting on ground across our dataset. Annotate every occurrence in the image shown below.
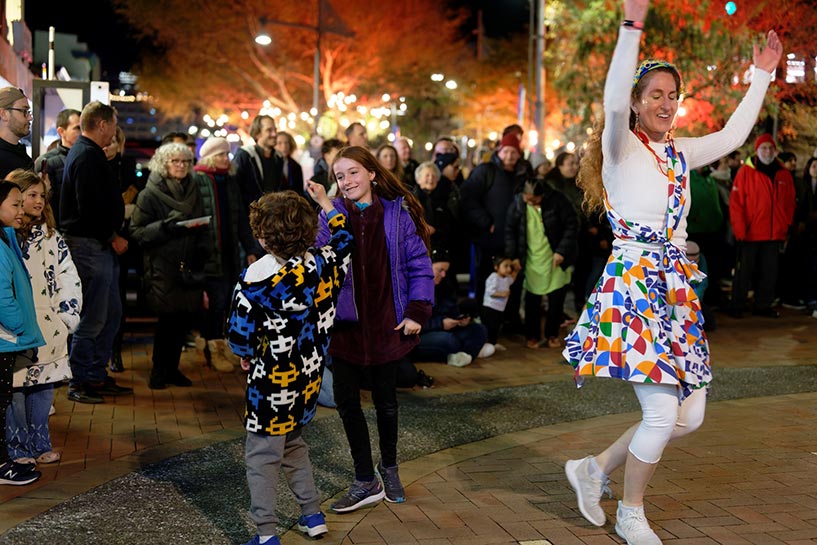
[411,248,491,368]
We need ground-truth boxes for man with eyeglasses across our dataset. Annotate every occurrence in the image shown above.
[60,101,133,404]
[0,87,34,178]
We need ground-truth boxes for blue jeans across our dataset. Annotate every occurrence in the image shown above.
[412,323,488,362]
[6,384,54,458]
[67,237,122,387]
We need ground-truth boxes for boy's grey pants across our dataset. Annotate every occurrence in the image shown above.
[245,429,321,535]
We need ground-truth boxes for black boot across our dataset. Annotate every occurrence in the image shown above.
[109,351,124,373]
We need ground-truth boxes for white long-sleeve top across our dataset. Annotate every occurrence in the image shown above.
[602,28,772,253]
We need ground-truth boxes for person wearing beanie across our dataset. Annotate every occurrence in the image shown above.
[193,137,263,374]
[729,133,796,318]
[461,129,529,329]
[0,87,34,178]
[530,152,552,178]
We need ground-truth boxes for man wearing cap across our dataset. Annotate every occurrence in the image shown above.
[729,133,796,318]
[460,132,529,316]
[233,114,283,211]
[0,87,34,178]
[34,108,81,224]
[60,101,132,403]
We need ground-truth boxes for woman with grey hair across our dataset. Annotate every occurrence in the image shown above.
[130,142,210,389]
[411,160,460,255]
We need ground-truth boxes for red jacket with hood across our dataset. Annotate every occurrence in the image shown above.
[729,157,795,242]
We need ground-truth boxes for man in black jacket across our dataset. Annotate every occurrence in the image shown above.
[60,101,132,404]
[232,115,284,210]
[0,87,34,178]
[34,108,81,224]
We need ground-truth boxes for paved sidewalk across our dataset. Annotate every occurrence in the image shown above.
[290,392,817,545]
[0,310,816,544]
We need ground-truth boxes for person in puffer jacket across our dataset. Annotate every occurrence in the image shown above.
[227,183,352,545]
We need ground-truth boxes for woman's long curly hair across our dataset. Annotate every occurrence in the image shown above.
[332,146,431,252]
[578,66,682,215]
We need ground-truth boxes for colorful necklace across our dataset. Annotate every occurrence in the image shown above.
[634,128,673,177]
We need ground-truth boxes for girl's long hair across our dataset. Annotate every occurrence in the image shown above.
[332,146,431,251]
[6,169,55,238]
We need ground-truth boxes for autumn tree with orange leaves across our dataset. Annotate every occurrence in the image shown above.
[114,0,469,138]
[548,0,817,155]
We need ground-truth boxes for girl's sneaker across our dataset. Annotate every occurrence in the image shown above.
[331,478,385,513]
[0,460,41,486]
[376,462,406,503]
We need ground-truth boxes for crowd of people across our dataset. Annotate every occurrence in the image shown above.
[0,3,814,541]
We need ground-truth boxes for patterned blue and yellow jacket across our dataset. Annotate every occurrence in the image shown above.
[227,211,353,436]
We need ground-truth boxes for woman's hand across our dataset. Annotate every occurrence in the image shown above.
[306,181,333,213]
[624,0,649,23]
[552,252,564,269]
[395,318,422,335]
[753,30,783,74]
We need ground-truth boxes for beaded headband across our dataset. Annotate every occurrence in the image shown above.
[632,59,684,95]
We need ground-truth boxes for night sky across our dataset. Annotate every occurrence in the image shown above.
[24,0,143,81]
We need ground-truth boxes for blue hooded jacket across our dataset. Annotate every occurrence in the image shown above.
[0,226,45,353]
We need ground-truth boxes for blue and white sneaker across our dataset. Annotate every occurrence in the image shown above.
[297,511,328,537]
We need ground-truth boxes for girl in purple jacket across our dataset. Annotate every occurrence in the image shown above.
[315,146,434,513]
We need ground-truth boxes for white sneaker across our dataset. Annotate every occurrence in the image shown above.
[477,343,495,358]
[447,352,473,367]
[615,501,662,545]
[564,456,612,527]
[493,343,507,352]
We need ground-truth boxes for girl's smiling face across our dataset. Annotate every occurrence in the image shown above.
[334,157,375,203]
[22,182,46,221]
[0,187,24,228]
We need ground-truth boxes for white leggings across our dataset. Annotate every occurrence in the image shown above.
[629,383,707,464]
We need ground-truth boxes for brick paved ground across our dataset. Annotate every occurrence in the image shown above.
[1,310,816,544]
[292,393,817,545]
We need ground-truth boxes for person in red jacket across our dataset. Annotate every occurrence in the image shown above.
[728,133,796,318]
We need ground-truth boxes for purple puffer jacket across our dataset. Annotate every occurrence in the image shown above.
[316,195,434,323]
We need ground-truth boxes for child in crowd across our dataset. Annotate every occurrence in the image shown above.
[315,146,434,514]
[227,183,353,545]
[0,181,45,486]
[481,256,518,350]
[6,170,81,466]
[505,179,578,349]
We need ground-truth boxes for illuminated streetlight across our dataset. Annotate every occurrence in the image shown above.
[430,73,444,82]
[445,80,458,90]
[255,32,272,46]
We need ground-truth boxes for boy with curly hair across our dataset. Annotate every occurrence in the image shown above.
[228,183,353,545]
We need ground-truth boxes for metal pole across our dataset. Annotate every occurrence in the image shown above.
[313,0,321,117]
[48,26,55,80]
[527,0,534,128]
[534,0,545,154]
